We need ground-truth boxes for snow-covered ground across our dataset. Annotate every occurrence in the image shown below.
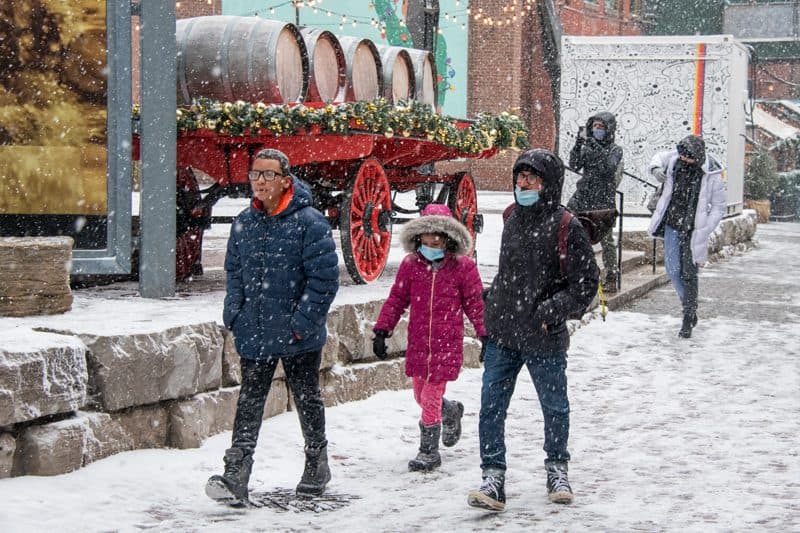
[1,210,798,531]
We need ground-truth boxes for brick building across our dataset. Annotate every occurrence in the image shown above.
[457,0,644,189]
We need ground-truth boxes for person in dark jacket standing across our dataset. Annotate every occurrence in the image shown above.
[206,149,339,506]
[467,149,599,512]
[567,111,623,292]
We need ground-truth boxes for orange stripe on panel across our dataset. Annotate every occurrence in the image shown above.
[692,43,707,135]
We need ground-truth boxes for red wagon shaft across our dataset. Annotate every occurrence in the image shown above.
[131,99,528,283]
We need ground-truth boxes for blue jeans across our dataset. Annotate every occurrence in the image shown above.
[664,225,698,315]
[478,340,570,471]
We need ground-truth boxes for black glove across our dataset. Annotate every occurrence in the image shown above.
[582,137,602,156]
[479,337,488,363]
[372,329,389,360]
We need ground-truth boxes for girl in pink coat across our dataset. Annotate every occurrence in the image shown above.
[373,203,486,472]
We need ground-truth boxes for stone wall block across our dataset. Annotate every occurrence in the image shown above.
[462,337,482,369]
[110,404,169,449]
[167,388,239,449]
[167,380,288,449]
[320,360,410,407]
[336,305,363,362]
[0,331,87,426]
[0,237,73,317]
[220,328,241,387]
[12,412,132,476]
[263,379,290,420]
[320,331,342,371]
[80,322,223,411]
[0,432,15,478]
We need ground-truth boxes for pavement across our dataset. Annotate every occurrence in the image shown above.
[2,223,797,532]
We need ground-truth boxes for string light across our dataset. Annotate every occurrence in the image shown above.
[250,0,537,33]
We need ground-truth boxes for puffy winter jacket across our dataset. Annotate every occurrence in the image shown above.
[374,204,486,382]
[484,149,600,354]
[647,138,727,264]
[223,177,339,359]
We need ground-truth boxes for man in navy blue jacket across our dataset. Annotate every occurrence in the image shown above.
[206,149,339,505]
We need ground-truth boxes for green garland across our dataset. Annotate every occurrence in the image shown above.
[132,98,529,154]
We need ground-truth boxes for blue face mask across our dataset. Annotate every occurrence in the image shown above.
[592,127,606,141]
[515,186,540,206]
[418,244,445,262]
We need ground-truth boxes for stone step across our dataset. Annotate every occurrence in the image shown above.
[595,248,647,275]
[605,263,669,311]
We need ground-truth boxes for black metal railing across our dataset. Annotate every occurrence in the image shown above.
[565,167,662,283]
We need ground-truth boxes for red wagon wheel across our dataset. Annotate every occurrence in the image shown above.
[340,158,393,284]
[448,172,478,255]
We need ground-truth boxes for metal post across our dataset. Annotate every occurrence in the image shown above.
[139,1,176,297]
[616,191,623,291]
[652,239,657,274]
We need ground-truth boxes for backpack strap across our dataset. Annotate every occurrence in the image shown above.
[558,208,573,278]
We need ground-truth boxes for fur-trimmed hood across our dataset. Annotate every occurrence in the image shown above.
[399,204,472,255]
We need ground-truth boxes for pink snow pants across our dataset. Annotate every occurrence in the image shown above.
[412,377,447,426]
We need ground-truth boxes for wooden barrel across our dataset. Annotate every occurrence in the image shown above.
[337,36,383,102]
[300,28,346,103]
[405,48,437,109]
[376,45,415,104]
[176,16,308,104]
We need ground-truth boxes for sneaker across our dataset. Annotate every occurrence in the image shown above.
[467,470,506,512]
[545,462,573,504]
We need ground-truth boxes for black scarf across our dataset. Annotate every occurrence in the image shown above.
[664,159,703,232]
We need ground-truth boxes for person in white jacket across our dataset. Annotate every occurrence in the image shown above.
[647,135,726,338]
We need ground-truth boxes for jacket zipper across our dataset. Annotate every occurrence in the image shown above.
[427,268,437,378]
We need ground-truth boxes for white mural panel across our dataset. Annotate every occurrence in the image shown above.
[559,35,748,215]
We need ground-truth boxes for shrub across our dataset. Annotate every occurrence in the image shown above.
[744,148,779,200]
[772,170,800,217]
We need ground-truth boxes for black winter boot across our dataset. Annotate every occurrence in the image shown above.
[408,422,442,472]
[205,447,253,506]
[545,461,573,504]
[467,468,506,512]
[296,443,331,497]
[441,398,464,447]
[678,312,694,338]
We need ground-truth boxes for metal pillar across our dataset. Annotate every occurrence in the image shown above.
[138,1,176,297]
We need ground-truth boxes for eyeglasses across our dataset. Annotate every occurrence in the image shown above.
[248,169,284,181]
[516,171,541,184]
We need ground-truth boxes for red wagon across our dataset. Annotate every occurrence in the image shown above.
[133,108,505,284]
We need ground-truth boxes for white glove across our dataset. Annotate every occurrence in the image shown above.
[651,167,667,183]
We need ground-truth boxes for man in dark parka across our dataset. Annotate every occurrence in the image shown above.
[467,149,599,512]
[206,149,339,505]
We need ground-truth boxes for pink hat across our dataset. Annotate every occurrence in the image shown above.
[421,203,452,217]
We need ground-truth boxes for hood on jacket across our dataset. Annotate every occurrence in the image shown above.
[512,148,565,209]
[586,111,617,145]
[399,203,472,255]
[677,134,706,166]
